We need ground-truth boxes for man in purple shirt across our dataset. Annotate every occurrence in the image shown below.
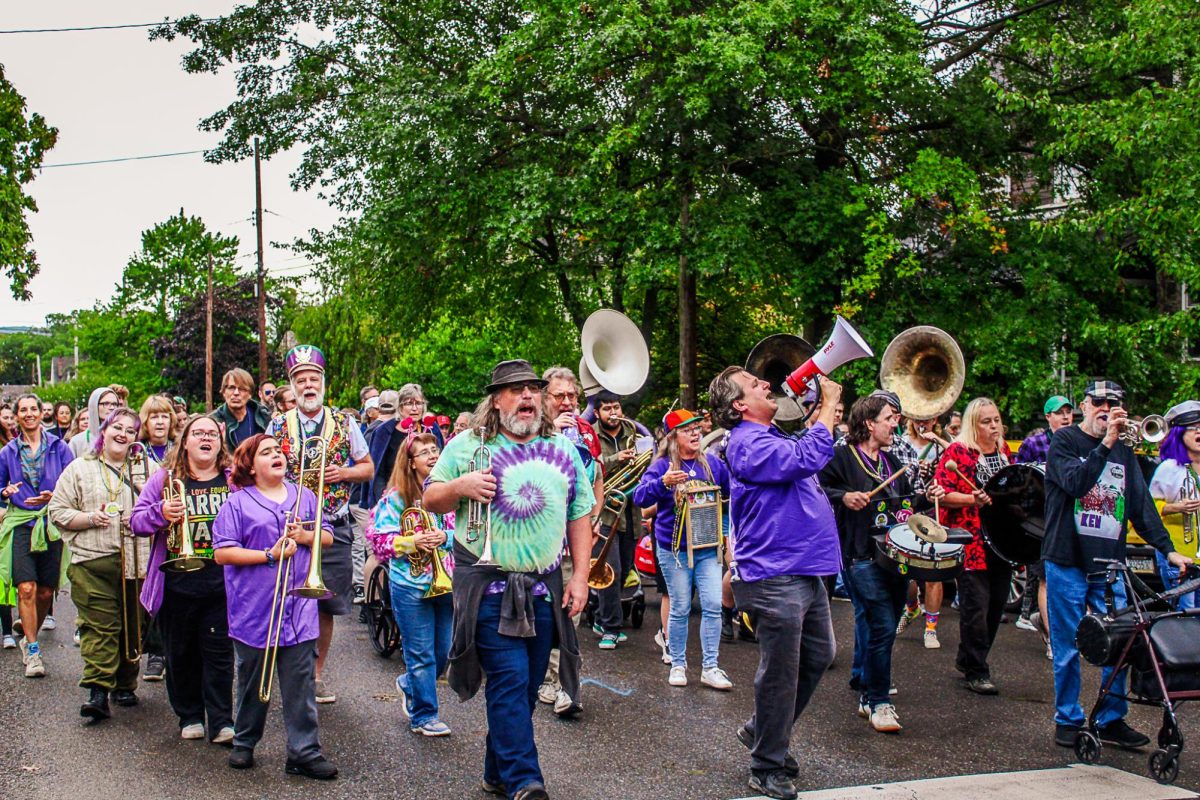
[710,366,842,800]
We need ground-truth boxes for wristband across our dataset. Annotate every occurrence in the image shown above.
[264,548,275,566]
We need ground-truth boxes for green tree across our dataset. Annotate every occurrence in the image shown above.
[119,211,240,317]
[0,64,57,300]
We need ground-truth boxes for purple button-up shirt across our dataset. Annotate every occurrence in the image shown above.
[212,482,330,648]
[0,433,73,510]
[724,420,841,581]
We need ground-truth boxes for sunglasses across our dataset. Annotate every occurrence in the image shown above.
[1089,397,1122,409]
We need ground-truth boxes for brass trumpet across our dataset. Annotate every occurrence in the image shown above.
[160,469,210,573]
[1120,413,1167,447]
[400,505,453,599]
[260,435,333,704]
[466,427,497,566]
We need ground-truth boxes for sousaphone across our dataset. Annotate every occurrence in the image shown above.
[579,309,650,397]
[879,326,965,421]
[744,334,815,422]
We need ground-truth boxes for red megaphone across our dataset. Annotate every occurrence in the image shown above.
[782,316,874,400]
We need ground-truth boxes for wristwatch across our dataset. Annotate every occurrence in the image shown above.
[264,548,275,566]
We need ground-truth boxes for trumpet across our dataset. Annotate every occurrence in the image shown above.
[260,435,333,704]
[1119,413,1167,447]
[465,427,497,566]
[160,469,210,573]
[400,505,453,599]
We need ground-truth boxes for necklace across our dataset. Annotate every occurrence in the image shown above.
[851,445,891,483]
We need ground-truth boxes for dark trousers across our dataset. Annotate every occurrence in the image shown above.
[160,590,234,731]
[477,593,554,796]
[594,524,634,632]
[232,639,322,762]
[0,605,11,636]
[843,560,906,708]
[68,553,144,692]
[956,552,1012,681]
[733,575,836,773]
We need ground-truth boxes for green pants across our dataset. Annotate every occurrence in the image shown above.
[68,553,145,692]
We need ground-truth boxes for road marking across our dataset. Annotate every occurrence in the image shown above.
[580,677,634,696]
[732,764,1198,800]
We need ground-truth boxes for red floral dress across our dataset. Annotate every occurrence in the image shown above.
[934,441,1012,571]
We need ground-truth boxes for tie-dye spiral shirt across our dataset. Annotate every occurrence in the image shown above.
[428,429,594,573]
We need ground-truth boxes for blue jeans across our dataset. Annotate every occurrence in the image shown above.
[1156,551,1199,610]
[390,582,453,727]
[842,560,906,708]
[656,544,722,669]
[1044,560,1128,728]
[844,568,870,686]
[476,593,554,796]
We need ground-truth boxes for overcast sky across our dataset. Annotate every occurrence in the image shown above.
[0,2,337,327]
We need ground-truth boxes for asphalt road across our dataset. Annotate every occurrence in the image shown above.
[1,587,1197,800]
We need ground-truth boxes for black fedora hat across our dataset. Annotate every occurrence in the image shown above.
[485,359,549,393]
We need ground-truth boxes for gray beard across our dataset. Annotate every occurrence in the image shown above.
[501,406,543,438]
[298,393,324,414]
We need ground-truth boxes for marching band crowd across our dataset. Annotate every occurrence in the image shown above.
[0,338,1196,800]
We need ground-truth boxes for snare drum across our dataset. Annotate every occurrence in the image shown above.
[979,463,1046,566]
[873,524,965,582]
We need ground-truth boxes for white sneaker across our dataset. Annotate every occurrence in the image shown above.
[701,667,733,691]
[1046,643,1053,661]
[857,700,869,718]
[870,703,902,733]
[1,635,14,649]
[19,637,29,665]
[923,628,941,649]
[24,649,45,678]
[40,615,56,632]
[314,678,336,704]
[654,628,671,665]
[553,690,581,716]
[1014,615,1037,632]
[181,723,205,740]
[212,726,235,744]
[537,681,559,705]
[668,666,687,686]
[73,628,81,647]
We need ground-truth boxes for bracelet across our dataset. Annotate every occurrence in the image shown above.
[264,548,275,566]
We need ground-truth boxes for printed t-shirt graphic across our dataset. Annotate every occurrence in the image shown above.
[1075,460,1126,541]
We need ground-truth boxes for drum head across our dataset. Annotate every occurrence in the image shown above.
[980,463,1046,566]
[886,524,962,558]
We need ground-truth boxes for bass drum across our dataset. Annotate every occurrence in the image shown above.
[980,463,1046,566]
[874,524,965,583]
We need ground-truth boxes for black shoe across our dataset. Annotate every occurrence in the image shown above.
[1055,724,1081,748]
[357,606,369,624]
[144,655,166,682]
[1097,719,1151,750]
[285,756,339,780]
[749,769,798,800]
[511,783,549,800]
[229,747,254,769]
[848,676,863,692]
[722,619,735,642]
[736,727,799,778]
[965,677,999,695]
[80,687,111,722]
[112,689,138,707]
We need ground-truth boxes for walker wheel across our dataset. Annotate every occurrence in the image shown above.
[1075,730,1101,764]
[630,599,646,629]
[1149,748,1180,785]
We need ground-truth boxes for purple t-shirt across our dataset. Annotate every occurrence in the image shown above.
[212,482,330,648]
[724,420,841,581]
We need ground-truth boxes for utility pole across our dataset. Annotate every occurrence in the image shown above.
[35,354,42,388]
[206,253,214,412]
[254,137,268,384]
[678,183,696,410]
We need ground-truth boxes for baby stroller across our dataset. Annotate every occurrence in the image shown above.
[1074,559,1200,784]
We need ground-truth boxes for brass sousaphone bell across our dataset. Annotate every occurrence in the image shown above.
[744,334,816,422]
[579,309,651,398]
[879,326,965,422]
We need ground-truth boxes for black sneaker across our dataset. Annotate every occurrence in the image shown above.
[736,727,799,778]
[285,756,339,780]
[80,687,111,722]
[512,783,549,800]
[352,585,366,605]
[965,677,999,695]
[722,618,735,642]
[1055,724,1081,748]
[112,689,138,707]
[1098,719,1150,750]
[229,747,254,769]
[749,769,798,800]
[144,655,166,682]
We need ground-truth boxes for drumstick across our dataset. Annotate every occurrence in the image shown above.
[866,468,907,499]
[945,460,981,493]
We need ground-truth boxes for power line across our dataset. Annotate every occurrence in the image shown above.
[40,150,207,169]
[0,19,219,35]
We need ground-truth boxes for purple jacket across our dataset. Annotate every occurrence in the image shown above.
[632,454,730,551]
[0,433,74,510]
[724,420,841,581]
[130,467,234,616]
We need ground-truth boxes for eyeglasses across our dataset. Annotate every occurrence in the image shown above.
[107,424,137,436]
[97,400,118,409]
[411,448,439,460]
[1090,398,1122,409]
[401,399,424,407]
[549,391,578,403]
[190,430,221,441]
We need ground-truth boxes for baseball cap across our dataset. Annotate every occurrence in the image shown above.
[664,409,703,433]
[377,390,399,413]
[1043,395,1073,415]
[869,389,902,413]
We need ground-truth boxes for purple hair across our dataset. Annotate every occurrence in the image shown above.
[91,408,141,457]
[1160,426,1189,465]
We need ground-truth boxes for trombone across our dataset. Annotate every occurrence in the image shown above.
[160,469,210,573]
[1182,469,1198,545]
[587,447,654,589]
[465,427,497,566]
[119,448,146,665]
[401,505,453,599]
[260,435,333,703]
